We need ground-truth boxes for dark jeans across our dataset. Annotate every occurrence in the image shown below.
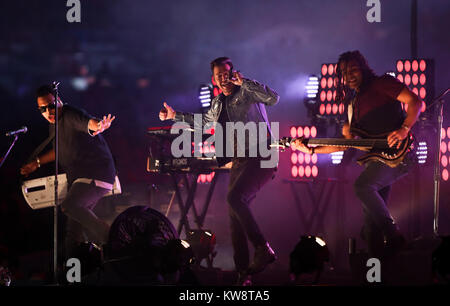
[61,182,110,258]
[227,158,276,271]
[354,159,412,256]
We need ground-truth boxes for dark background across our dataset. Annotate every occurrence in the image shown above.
[0,0,449,281]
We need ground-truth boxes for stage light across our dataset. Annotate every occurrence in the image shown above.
[416,141,428,164]
[396,60,404,72]
[291,165,298,178]
[305,166,311,177]
[326,90,332,102]
[312,165,318,177]
[386,71,396,78]
[304,126,311,138]
[404,60,411,72]
[420,87,426,99]
[198,84,213,109]
[441,141,447,154]
[332,104,338,114]
[290,126,297,138]
[291,152,298,164]
[311,126,317,138]
[288,126,320,179]
[420,60,426,71]
[298,165,305,177]
[412,74,419,86]
[315,63,344,119]
[420,74,426,85]
[297,126,303,138]
[412,60,419,72]
[298,152,304,164]
[320,91,326,102]
[327,77,333,88]
[305,76,319,98]
[186,230,217,266]
[106,206,186,284]
[211,75,222,100]
[443,169,449,182]
[321,64,327,76]
[421,101,426,112]
[289,235,330,282]
[305,153,311,164]
[319,104,325,115]
[441,156,448,168]
[405,74,411,86]
[395,58,434,112]
[331,151,344,165]
[163,239,196,272]
[328,64,334,75]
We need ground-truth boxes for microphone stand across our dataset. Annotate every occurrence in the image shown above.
[0,135,20,169]
[52,81,60,284]
[431,88,449,237]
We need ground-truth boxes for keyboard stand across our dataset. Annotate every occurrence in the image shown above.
[169,171,224,237]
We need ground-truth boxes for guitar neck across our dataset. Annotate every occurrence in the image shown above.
[305,138,389,149]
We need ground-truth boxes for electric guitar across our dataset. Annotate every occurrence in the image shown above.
[276,128,415,168]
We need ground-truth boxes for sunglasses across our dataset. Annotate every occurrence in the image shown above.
[38,103,57,113]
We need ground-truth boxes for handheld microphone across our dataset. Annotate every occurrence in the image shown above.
[5,126,28,137]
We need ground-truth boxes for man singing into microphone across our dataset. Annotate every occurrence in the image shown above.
[20,85,116,259]
[159,57,279,285]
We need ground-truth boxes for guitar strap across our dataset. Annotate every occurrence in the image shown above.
[26,129,55,163]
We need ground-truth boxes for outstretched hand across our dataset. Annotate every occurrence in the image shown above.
[159,102,176,121]
[92,114,115,136]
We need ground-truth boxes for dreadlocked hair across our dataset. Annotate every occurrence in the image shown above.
[335,50,377,105]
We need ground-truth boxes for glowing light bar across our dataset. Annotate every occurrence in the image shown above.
[315,237,326,246]
[181,240,191,248]
[416,141,428,164]
[331,151,344,165]
[305,76,319,99]
[199,84,213,108]
[386,71,396,77]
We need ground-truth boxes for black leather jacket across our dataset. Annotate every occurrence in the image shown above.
[174,78,279,140]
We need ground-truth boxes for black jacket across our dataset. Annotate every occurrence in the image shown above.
[174,78,279,155]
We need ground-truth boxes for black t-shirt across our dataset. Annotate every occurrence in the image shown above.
[216,94,233,167]
[351,75,406,135]
[51,104,116,185]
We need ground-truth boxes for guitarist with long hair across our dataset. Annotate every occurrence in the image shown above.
[292,51,422,258]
